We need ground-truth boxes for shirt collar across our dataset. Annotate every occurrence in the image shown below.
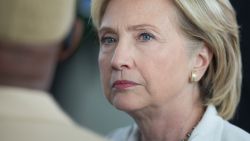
[129,105,223,141]
[189,105,223,141]
[0,86,74,126]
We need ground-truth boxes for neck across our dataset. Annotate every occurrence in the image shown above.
[0,40,60,91]
[129,87,204,141]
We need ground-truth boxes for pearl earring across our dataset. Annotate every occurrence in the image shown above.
[191,71,198,82]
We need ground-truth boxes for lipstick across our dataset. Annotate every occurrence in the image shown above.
[112,80,139,90]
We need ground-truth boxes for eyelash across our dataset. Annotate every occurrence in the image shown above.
[138,32,155,42]
[100,36,117,45]
[99,32,155,46]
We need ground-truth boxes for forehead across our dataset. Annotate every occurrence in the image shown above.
[100,0,179,30]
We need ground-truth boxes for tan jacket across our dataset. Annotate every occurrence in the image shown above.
[0,86,107,141]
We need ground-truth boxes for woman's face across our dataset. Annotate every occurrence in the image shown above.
[98,0,194,112]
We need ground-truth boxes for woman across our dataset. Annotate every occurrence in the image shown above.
[91,0,250,140]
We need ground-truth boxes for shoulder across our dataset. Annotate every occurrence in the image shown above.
[107,124,139,141]
[70,126,107,141]
[221,120,250,141]
[190,105,250,141]
[68,125,107,141]
[0,120,107,141]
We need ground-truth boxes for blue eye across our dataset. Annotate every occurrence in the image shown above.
[100,36,117,45]
[139,32,155,41]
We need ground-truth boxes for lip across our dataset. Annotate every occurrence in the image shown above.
[112,80,139,90]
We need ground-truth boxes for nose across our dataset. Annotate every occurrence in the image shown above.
[111,40,133,71]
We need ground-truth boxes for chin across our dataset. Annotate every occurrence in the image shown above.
[110,92,147,112]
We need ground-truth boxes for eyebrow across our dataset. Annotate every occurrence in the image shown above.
[127,24,159,32]
[99,24,160,35]
[98,27,115,36]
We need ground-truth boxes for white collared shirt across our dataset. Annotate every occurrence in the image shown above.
[0,86,106,141]
[107,105,250,141]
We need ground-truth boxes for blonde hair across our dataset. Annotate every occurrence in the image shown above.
[91,0,242,120]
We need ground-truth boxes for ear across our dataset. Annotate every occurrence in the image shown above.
[191,43,213,81]
[58,18,84,62]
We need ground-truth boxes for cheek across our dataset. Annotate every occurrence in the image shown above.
[140,50,190,101]
[98,54,111,97]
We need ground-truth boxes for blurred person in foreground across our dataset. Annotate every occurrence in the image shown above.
[0,0,106,141]
[91,0,250,140]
